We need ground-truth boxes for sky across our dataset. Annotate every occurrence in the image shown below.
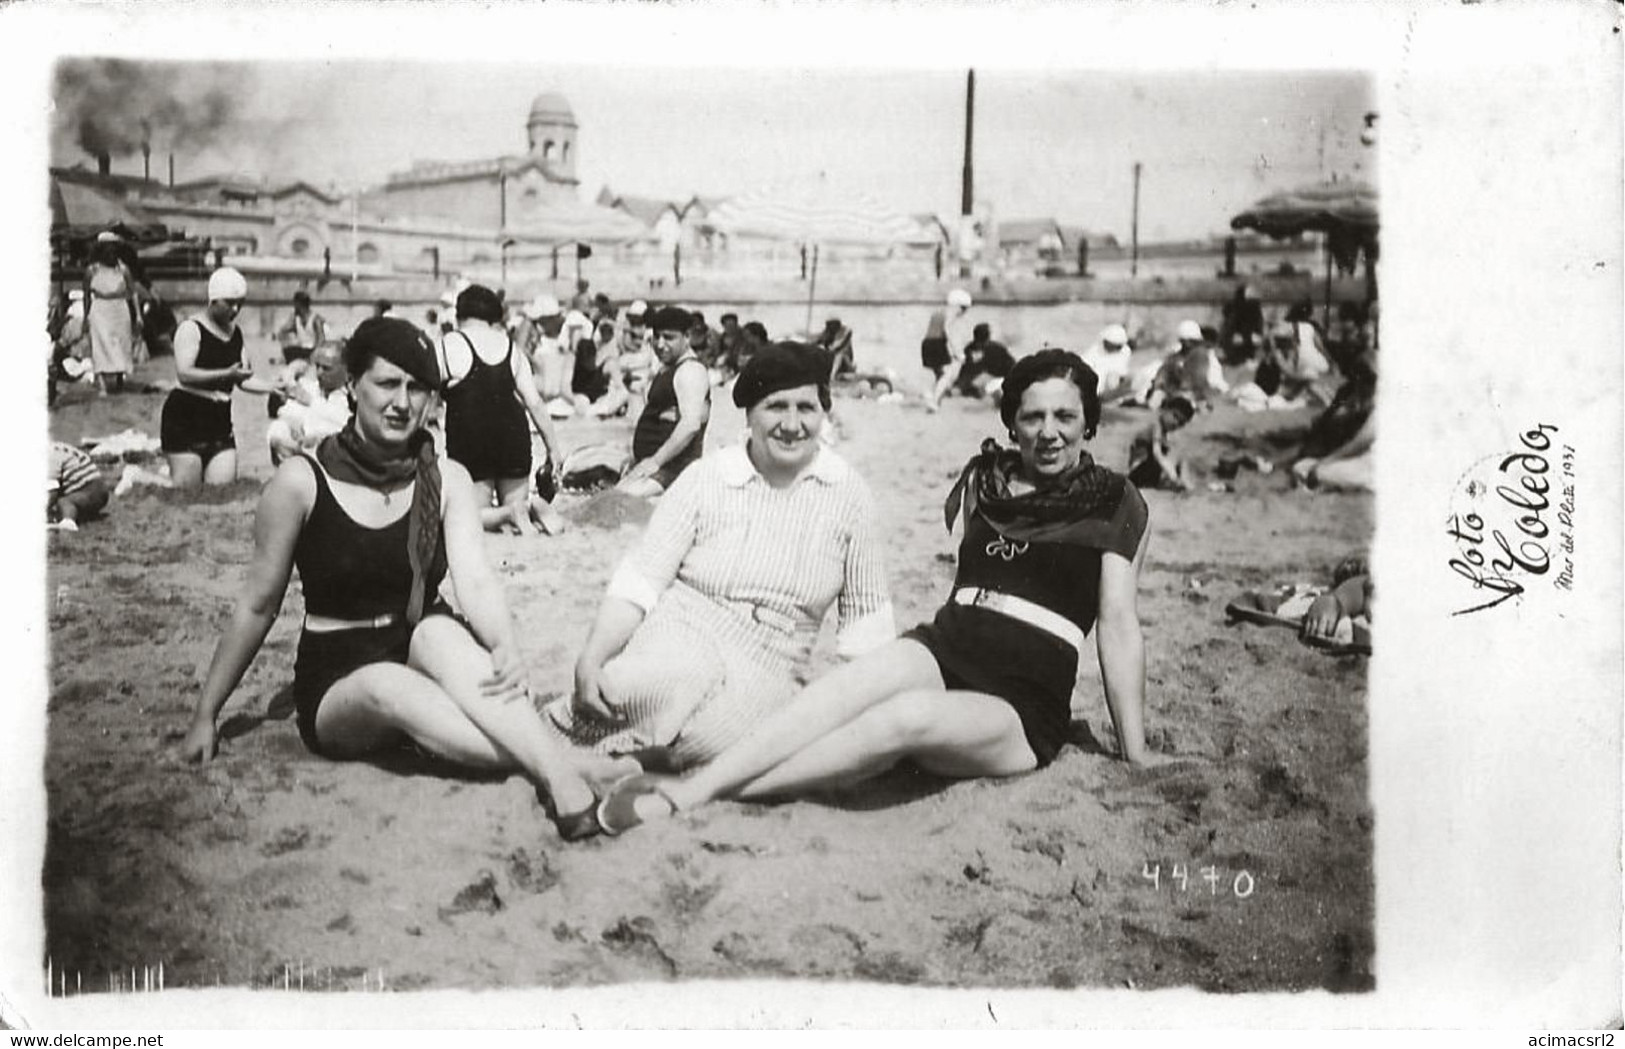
[49,61,1372,243]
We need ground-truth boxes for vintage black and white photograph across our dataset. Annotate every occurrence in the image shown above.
[4,0,1619,1031]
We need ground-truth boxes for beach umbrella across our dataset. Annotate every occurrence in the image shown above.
[1230,178,1378,272]
[1231,178,1380,316]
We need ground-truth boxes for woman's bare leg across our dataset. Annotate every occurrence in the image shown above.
[472,478,527,533]
[662,639,943,811]
[312,662,514,768]
[166,452,203,489]
[408,615,595,815]
[202,449,239,486]
[733,688,1038,799]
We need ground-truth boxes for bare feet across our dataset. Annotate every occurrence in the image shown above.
[508,501,539,536]
[528,496,567,536]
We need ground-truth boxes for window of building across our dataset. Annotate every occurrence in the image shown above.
[357,242,380,264]
[290,237,310,257]
[542,141,555,162]
[561,141,570,165]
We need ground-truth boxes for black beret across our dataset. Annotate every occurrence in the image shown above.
[646,305,693,333]
[347,317,442,389]
[733,341,830,410]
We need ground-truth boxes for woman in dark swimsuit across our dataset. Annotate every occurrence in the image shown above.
[180,317,621,839]
[161,267,255,487]
[597,349,1170,833]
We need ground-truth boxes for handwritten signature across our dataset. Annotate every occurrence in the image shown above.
[1448,423,1570,616]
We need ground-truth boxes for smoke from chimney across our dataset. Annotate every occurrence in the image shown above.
[53,59,242,164]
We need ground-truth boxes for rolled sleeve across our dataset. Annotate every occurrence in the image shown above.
[614,464,704,606]
[606,559,664,614]
[836,603,897,658]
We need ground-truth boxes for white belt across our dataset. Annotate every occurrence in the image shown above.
[305,612,400,634]
[950,587,1083,651]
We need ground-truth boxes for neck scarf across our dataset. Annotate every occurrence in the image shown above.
[944,438,1145,557]
[315,421,445,624]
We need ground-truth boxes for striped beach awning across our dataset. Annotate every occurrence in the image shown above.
[706,189,925,246]
[510,198,653,246]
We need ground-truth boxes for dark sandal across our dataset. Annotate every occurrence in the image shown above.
[537,784,607,842]
[552,802,607,842]
[596,773,679,836]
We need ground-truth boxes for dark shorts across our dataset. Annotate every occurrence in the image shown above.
[291,606,467,757]
[160,391,235,463]
[447,428,532,484]
[921,336,951,371]
[902,604,1080,767]
[1128,455,1170,490]
[630,450,698,493]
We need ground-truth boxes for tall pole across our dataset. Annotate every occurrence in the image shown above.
[350,193,359,282]
[1130,161,1142,279]
[960,69,975,279]
[961,70,975,217]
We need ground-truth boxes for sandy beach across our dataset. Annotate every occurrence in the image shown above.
[41,343,1373,998]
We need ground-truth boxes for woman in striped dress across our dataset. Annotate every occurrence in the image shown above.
[596,349,1174,834]
[546,343,894,770]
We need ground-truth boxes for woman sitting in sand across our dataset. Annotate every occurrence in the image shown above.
[544,343,895,772]
[595,349,1167,833]
[179,317,618,840]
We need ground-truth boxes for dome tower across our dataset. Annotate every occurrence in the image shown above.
[526,91,579,182]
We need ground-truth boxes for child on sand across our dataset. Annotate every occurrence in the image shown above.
[1126,395,1196,492]
[48,441,109,533]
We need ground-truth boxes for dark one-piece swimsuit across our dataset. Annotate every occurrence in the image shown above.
[902,486,1146,767]
[289,454,452,756]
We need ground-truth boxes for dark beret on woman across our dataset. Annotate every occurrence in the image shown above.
[732,341,832,411]
[344,317,442,389]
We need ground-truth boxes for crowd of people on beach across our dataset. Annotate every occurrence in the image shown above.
[47,255,1377,842]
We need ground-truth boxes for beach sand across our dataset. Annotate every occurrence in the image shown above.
[41,350,1373,996]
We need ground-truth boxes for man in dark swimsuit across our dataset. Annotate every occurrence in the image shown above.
[619,305,711,497]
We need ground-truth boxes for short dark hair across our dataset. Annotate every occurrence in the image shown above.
[1162,395,1197,426]
[972,322,991,341]
[743,321,768,340]
[293,291,311,305]
[998,348,1101,439]
[720,312,739,325]
[647,305,693,334]
[455,284,505,325]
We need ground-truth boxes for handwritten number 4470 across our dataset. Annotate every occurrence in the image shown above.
[1141,861,1255,898]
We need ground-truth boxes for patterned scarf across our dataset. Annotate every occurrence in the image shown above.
[944,438,1144,556]
[316,421,445,624]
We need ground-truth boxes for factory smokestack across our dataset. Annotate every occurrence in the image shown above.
[97,153,111,177]
[168,153,175,188]
[142,142,151,182]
